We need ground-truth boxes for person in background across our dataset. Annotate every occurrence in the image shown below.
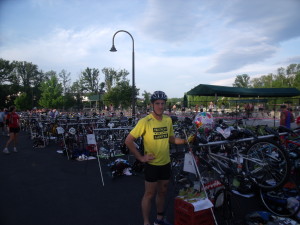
[280,105,295,129]
[209,101,214,113]
[3,105,20,154]
[0,108,6,135]
[221,103,225,114]
[195,104,199,114]
[296,116,300,127]
[50,109,59,118]
[125,91,187,225]
[4,107,10,136]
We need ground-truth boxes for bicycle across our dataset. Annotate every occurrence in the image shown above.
[192,125,290,191]
[258,125,300,221]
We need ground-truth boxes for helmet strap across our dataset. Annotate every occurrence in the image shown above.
[152,108,163,119]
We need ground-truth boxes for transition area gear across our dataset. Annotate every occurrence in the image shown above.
[150,91,168,103]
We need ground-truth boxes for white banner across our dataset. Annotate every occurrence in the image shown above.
[56,127,65,134]
[183,152,197,175]
[87,134,96,145]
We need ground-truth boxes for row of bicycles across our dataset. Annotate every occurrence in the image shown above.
[20,113,135,162]
[170,114,300,224]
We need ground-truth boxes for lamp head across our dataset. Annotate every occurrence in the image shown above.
[110,45,117,52]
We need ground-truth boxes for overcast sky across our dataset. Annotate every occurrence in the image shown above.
[1,0,300,98]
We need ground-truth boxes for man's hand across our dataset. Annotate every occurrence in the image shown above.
[187,134,195,143]
[142,153,155,163]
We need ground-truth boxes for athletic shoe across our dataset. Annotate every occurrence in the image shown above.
[3,148,10,154]
[154,219,173,225]
[13,147,18,153]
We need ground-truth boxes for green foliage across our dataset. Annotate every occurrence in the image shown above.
[187,95,215,107]
[168,97,184,108]
[0,58,14,83]
[233,74,251,88]
[62,93,77,110]
[14,92,31,110]
[39,74,63,108]
[251,74,274,88]
[0,84,16,107]
[249,65,300,89]
[142,91,151,107]
[70,80,84,110]
[12,61,41,89]
[80,67,100,93]
[59,69,71,93]
[103,80,132,109]
[102,67,129,92]
[100,68,139,110]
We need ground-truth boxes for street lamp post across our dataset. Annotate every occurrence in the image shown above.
[110,30,136,124]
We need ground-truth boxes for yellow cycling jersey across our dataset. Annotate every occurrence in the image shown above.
[130,114,174,166]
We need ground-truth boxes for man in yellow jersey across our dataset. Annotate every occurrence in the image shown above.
[125,91,187,225]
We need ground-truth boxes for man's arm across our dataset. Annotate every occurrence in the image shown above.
[169,135,187,145]
[280,112,285,125]
[125,134,155,163]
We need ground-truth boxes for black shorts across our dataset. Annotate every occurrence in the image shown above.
[144,163,171,182]
[0,122,3,128]
[9,127,20,133]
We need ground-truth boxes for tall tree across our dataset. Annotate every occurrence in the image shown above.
[233,74,251,88]
[59,69,71,93]
[80,67,100,93]
[102,68,129,92]
[8,61,42,108]
[0,59,15,107]
[102,67,117,92]
[103,80,133,109]
[286,64,298,87]
[251,74,274,88]
[142,91,151,107]
[12,61,40,89]
[0,58,14,84]
[39,74,63,109]
[70,79,84,110]
[59,69,71,110]
[14,93,31,110]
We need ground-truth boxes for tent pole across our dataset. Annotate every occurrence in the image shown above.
[274,99,276,127]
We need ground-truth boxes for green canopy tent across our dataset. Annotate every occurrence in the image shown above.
[186,84,300,126]
[186,84,300,97]
[229,99,268,103]
[84,94,104,111]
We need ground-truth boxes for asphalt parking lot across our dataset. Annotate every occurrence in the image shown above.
[0,124,282,225]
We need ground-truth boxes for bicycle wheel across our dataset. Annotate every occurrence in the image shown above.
[245,140,290,190]
[213,188,235,224]
[214,189,225,208]
[259,180,300,217]
[170,151,194,193]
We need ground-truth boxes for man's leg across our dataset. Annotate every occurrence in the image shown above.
[13,132,19,147]
[142,181,157,225]
[155,179,169,220]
